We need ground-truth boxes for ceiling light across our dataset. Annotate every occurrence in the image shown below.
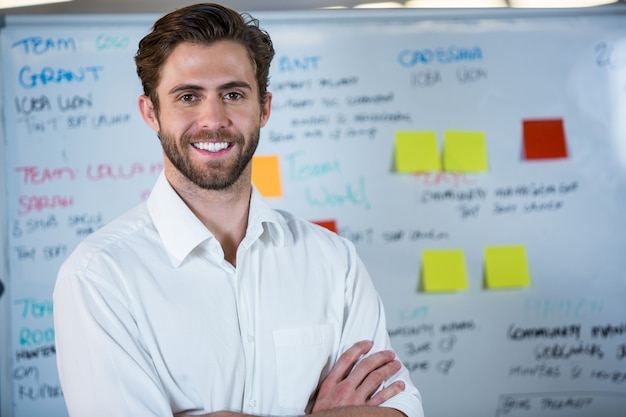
[0,0,71,9]
[406,0,507,6]
[509,0,617,6]
[354,2,404,8]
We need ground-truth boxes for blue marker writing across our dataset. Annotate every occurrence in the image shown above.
[18,65,104,89]
[11,36,77,55]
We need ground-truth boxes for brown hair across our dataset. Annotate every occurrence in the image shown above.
[135,3,275,114]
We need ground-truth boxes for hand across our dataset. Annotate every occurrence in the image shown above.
[311,340,405,413]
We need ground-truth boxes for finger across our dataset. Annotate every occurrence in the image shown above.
[346,349,396,384]
[367,380,406,406]
[328,340,373,382]
[355,358,402,397]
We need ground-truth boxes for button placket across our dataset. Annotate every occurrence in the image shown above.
[236,246,259,414]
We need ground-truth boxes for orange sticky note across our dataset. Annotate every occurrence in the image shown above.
[252,155,282,197]
[394,131,441,172]
[443,130,488,172]
[485,245,531,289]
[523,118,568,160]
[421,249,468,292]
[312,219,338,234]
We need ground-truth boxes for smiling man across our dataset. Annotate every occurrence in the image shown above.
[53,4,424,417]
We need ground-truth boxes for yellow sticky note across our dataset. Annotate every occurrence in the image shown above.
[394,131,441,172]
[421,249,468,292]
[443,130,488,172]
[485,245,531,289]
[252,155,282,197]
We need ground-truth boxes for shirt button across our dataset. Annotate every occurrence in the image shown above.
[249,399,256,407]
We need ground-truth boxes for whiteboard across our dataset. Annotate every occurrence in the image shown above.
[1,7,626,417]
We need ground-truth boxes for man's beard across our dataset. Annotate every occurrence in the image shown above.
[159,128,259,191]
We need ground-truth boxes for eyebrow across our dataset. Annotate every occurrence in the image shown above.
[221,81,253,91]
[168,84,203,96]
[168,81,253,96]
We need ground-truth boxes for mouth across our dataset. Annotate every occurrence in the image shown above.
[192,141,231,153]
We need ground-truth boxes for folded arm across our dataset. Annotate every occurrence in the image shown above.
[175,340,406,417]
[185,407,405,417]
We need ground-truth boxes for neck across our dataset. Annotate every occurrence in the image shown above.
[166,168,252,267]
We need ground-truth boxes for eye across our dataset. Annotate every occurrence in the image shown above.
[223,92,243,101]
[180,93,196,102]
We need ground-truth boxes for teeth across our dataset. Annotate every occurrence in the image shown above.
[194,142,229,152]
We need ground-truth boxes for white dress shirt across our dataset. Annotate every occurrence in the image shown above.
[54,172,424,417]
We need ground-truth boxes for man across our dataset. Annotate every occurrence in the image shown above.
[53,3,424,417]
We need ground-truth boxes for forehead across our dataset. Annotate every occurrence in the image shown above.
[159,40,257,88]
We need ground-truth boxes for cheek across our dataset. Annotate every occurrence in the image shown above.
[234,107,265,130]
[159,112,195,137]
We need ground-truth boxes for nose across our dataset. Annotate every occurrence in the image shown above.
[197,97,228,130]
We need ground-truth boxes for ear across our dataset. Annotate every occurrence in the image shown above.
[259,92,272,128]
[138,95,160,132]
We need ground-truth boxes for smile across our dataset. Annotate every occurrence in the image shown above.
[193,142,230,152]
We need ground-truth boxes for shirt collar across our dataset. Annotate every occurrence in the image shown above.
[147,172,290,267]
[247,186,291,248]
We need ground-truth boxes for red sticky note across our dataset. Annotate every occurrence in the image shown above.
[523,118,568,160]
[312,219,338,234]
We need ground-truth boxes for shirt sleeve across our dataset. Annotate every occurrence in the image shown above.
[339,242,425,417]
[53,269,172,417]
